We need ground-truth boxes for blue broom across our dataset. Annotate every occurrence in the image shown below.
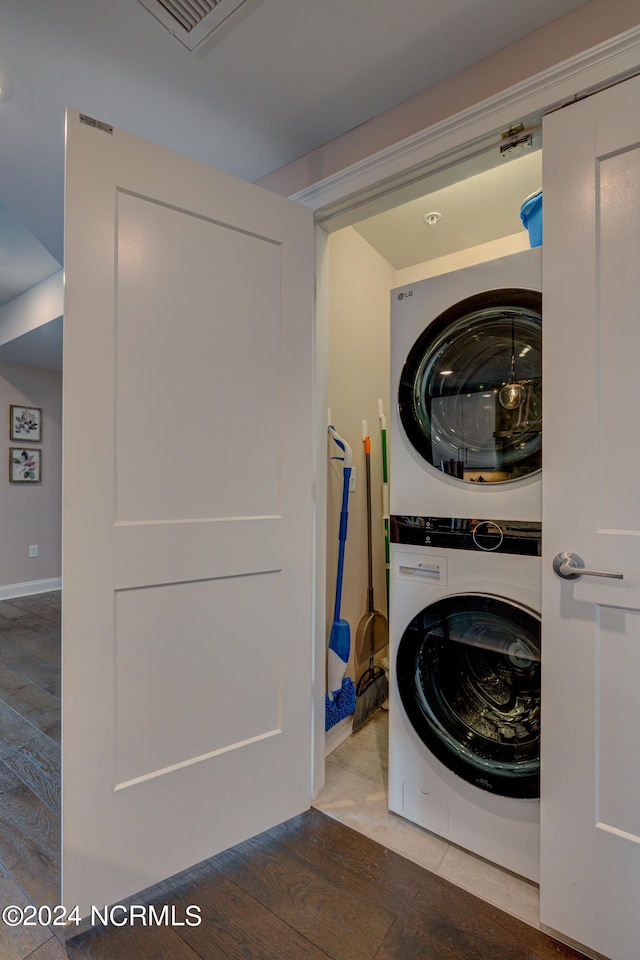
[326,425,355,727]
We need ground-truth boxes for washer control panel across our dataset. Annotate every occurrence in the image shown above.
[390,515,541,556]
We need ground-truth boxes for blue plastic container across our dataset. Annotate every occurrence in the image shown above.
[520,190,542,248]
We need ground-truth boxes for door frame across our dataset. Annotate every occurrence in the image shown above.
[300,24,640,798]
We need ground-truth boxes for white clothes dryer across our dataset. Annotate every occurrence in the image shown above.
[390,247,542,521]
[388,515,541,882]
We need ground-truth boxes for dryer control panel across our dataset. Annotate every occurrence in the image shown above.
[390,515,541,555]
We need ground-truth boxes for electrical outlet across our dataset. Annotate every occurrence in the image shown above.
[29,545,38,558]
[349,466,356,492]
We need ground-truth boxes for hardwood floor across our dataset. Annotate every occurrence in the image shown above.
[0,591,62,960]
[64,810,587,960]
[0,592,588,960]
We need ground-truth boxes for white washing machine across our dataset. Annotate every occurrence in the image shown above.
[390,247,542,521]
[388,515,541,881]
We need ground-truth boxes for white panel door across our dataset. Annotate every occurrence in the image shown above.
[63,110,314,913]
[541,74,640,960]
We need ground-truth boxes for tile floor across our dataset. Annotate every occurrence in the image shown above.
[313,709,541,929]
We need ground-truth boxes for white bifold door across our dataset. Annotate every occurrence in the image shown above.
[541,72,640,960]
[63,111,314,913]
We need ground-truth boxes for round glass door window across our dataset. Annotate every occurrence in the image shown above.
[398,289,542,483]
[396,593,540,799]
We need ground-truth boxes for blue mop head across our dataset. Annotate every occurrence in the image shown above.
[325,677,356,731]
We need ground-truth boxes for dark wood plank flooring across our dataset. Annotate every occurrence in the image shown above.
[65,809,588,960]
[0,592,62,959]
[0,591,588,960]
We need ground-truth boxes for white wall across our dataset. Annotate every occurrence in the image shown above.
[0,271,63,347]
[0,360,62,594]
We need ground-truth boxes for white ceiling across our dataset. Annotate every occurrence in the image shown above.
[355,149,542,269]
[0,0,591,366]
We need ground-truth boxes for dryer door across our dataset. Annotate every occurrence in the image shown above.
[396,593,540,799]
[398,289,542,483]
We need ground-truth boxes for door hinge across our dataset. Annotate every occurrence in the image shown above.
[79,114,113,135]
[500,123,534,158]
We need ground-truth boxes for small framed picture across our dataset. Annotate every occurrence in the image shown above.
[10,405,42,442]
[10,448,42,483]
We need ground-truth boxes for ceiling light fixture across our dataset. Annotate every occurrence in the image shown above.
[424,211,441,225]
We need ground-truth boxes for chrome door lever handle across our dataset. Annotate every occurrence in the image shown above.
[553,551,624,581]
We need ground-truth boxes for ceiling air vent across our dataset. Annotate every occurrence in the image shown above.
[135,0,259,51]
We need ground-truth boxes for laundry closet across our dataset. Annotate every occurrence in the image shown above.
[324,143,542,753]
[57,41,640,957]
[319,63,640,960]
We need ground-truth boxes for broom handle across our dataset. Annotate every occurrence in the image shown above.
[334,466,350,622]
[364,436,374,612]
[328,425,352,622]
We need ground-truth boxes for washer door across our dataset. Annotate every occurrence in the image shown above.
[398,289,542,483]
[396,593,540,799]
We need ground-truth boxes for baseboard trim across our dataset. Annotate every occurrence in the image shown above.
[0,578,62,600]
[325,715,353,757]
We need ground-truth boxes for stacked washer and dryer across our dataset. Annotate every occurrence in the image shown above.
[388,247,542,882]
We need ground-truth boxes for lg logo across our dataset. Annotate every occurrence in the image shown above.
[397,290,413,301]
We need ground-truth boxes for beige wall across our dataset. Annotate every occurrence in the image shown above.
[327,228,394,684]
[396,232,528,286]
[0,360,62,592]
[259,0,639,198]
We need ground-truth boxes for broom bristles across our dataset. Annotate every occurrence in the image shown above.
[352,668,388,732]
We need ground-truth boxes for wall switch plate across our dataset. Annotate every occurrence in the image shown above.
[29,545,38,558]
